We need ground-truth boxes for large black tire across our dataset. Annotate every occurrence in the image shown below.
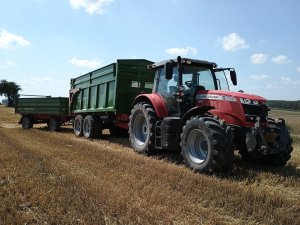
[83,115,102,139]
[240,118,293,166]
[129,102,158,155]
[22,116,33,129]
[180,116,234,173]
[273,119,293,166]
[48,118,60,131]
[74,115,83,137]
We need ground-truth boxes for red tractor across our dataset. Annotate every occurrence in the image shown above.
[128,56,293,173]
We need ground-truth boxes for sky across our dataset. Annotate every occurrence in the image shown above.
[0,0,300,100]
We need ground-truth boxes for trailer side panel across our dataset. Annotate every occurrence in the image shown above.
[15,97,69,116]
[70,59,154,115]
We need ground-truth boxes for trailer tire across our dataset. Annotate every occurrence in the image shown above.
[48,118,60,131]
[129,102,158,155]
[74,115,84,137]
[83,115,101,139]
[22,116,33,129]
[180,116,234,173]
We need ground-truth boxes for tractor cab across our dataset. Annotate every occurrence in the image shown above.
[149,56,237,117]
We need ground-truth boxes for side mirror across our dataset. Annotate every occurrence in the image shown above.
[164,62,173,80]
[230,70,237,86]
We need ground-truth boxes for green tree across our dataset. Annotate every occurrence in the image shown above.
[0,79,22,106]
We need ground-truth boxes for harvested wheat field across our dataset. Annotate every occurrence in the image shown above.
[0,105,299,225]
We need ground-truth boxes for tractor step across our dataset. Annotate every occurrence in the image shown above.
[155,117,181,150]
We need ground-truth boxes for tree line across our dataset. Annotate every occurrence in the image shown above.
[1,78,299,111]
[0,79,22,106]
[268,100,300,111]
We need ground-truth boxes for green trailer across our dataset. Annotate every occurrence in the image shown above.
[15,97,71,131]
[70,59,155,138]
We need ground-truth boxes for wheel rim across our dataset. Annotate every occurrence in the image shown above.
[133,113,148,146]
[187,129,208,164]
[74,119,81,134]
[84,120,90,136]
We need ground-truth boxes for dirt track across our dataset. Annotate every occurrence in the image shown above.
[1,106,300,224]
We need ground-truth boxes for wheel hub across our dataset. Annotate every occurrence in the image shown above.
[133,114,148,146]
[187,129,208,164]
[84,121,90,135]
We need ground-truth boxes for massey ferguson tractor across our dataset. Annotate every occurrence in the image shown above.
[129,56,293,173]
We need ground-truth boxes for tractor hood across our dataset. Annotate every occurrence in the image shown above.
[197,90,267,105]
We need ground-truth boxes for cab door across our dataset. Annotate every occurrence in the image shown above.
[155,68,179,116]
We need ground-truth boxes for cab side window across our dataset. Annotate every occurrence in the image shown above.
[156,67,179,115]
[157,68,178,94]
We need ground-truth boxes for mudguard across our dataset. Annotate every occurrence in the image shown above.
[132,93,168,118]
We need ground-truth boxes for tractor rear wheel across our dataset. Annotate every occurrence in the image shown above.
[129,102,158,155]
[180,116,234,173]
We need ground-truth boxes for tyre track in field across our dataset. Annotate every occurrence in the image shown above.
[0,128,110,224]
[2,128,223,224]
[1,127,300,224]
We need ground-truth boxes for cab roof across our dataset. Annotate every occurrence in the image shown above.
[148,58,218,69]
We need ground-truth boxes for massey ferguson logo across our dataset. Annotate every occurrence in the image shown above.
[196,94,237,102]
[240,98,259,105]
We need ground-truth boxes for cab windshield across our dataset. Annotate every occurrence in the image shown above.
[214,70,230,91]
[156,65,217,94]
[181,66,217,91]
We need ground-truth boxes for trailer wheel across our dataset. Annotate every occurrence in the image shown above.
[129,102,158,155]
[180,116,234,173]
[83,115,102,139]
[48,118,60,131]
[74,115,83,137]
[22,116,33,129]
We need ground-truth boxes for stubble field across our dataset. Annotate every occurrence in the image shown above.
[0,105,299,224]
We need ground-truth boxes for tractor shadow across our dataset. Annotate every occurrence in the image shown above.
[218,155,300,182]
[87,133,300,181]
[37,126,300,181]
[36,124,75,134]
[100,133,185,165]
[107,135,300,181]
[100,134,132,148]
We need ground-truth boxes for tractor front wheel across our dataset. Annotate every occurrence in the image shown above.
[180,116,234,173]
[240,118,293,166]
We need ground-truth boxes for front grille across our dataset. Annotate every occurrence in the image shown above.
[242,104,268,122]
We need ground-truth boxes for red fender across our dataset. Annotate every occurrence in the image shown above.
[133,93,168,118]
